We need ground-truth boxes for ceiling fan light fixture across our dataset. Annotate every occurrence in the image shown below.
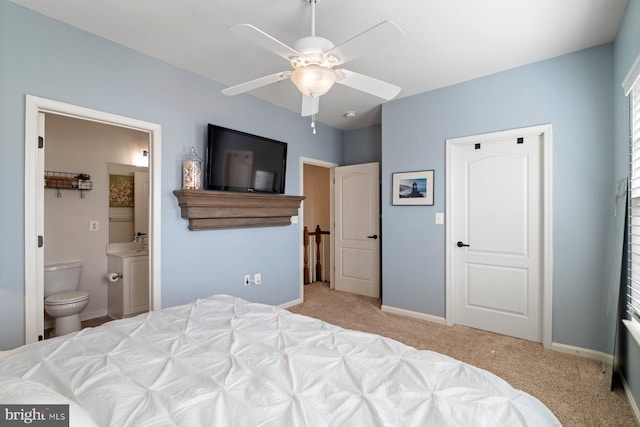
[290,64,337,96]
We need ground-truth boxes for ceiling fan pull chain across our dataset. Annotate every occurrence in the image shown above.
[311,93,318,134]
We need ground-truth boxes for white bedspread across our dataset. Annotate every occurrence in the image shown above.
[0,295,560,426]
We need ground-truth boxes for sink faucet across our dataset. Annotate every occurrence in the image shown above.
[135,232,147,252]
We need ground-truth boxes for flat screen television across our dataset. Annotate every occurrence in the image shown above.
[205,124,288,194]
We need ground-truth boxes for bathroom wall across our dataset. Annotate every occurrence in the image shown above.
[44,113,149,319]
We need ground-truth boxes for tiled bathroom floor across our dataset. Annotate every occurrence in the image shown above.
[44,315,113,339]
[81,316,112,328]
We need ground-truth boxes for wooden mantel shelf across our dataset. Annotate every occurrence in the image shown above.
[173,190,304,230]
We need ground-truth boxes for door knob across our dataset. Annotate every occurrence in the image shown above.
[456,241,470,247]
[367,234,378,239]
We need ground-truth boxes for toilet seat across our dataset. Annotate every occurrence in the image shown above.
[45,291,89,306]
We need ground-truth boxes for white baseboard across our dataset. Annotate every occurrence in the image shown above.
[279,298,303,309]
[621,373,640,424]
[551,342,614,365]
[381,305,446,325]
[379,308,613,365]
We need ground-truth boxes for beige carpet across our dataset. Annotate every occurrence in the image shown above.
[288,283,637,426]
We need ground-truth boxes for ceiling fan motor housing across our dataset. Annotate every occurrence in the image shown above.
[292,36,335,66]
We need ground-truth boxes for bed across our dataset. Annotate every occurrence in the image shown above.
[0,294,560,426]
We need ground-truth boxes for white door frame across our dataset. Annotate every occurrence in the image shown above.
[445,124,553,349]
[24,95,162,344]
[298,157,338,301]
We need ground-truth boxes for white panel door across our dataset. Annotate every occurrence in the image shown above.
[452,134,542,342]
[334,162,380,298]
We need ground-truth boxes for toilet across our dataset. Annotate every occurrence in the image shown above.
[44,262,90,337]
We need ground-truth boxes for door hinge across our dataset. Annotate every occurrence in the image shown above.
[38,235,43,248]
[38,136,44,148]
[517,137,524,144]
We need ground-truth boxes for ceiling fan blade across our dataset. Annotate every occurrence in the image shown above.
[336,69,401,100]
[221,71,291,96]
[301,94,319,117]
[325,21,405,66]
[229,24,301,61]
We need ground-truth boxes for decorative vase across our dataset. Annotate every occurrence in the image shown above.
[182,146,202,190]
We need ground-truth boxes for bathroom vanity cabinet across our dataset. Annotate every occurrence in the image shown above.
[107,252,149,319]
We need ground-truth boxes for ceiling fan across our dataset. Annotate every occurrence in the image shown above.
[221,0,405,133]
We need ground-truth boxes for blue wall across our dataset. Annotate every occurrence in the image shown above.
[381,44,615,352]
[0,2,343,350]
[612,0,640,413]
[344,125,381,165]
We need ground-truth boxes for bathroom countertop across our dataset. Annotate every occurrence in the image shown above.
[106,243,148,258]
[107,250,148,258]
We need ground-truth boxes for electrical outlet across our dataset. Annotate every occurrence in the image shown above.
[89,220,99,231]
[244,275,250,286]
[254,273,261,285]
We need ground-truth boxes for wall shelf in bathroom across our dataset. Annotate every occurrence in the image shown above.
[173,189,304,230]
[45,171,92,198]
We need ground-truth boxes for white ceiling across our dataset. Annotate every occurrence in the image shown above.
[12,0,628,131]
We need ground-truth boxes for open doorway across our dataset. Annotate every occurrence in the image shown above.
[24,95,161,345]
[42,113,150,334]
[303,164,332,284]
[299,157,337,301]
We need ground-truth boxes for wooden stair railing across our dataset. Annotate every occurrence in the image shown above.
[303,225,330,284]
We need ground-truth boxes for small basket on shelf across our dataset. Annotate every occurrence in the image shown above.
[44,171,76,189]
[76,173,92,190]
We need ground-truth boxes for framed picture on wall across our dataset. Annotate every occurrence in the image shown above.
[392,170,434,206]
